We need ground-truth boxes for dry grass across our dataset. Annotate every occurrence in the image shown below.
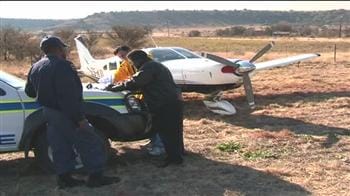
[153,37,350,64]
[1,37,350,195]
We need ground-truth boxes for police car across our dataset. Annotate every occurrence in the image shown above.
[0,71,152,172]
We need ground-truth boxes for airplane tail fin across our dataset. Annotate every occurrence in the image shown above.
[74,35,95,70]
[74,35,107,79]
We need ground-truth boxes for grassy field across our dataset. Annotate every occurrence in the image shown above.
[1,37,349,195]
[152,37,350,63]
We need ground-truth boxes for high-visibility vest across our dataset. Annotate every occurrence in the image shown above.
[114,60,136,83]
[113,59,143,100]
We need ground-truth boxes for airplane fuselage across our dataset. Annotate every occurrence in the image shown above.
[75,37,319,97]
[93,57,246,94]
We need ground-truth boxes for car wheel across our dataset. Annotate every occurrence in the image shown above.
[33,129,111,174]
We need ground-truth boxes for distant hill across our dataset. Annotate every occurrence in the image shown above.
[1,9,349,31]
[0,18,72,31]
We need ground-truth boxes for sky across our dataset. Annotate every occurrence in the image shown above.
[0,1,349,20]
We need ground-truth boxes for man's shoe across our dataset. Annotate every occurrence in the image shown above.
[86,173,121,188]
[57,173,85,189]
[156,158,183,168]
[148,146,166,156]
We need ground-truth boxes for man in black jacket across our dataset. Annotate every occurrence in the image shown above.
[106,50,184,167]
[25,35,120,188]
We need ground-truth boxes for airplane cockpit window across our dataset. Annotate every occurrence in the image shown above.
[109,62,117,70]
[149,49,185,62]
[172,48,201,59]
[103,65,108,70]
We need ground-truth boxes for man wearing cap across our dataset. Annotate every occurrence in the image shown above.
[106,50,184,167]
[112,45,166,156]
[25,35,120,188]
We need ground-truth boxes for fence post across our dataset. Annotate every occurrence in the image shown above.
[334,44,337,63]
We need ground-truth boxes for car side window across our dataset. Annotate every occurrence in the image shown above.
[0,88,6,96]
[150,49,185,62]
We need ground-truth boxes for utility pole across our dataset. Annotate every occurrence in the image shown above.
[334,44,337,63]
[339,16,343,38]
[167,20,170,37]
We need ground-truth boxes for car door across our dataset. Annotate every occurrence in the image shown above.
[0,81,24,151]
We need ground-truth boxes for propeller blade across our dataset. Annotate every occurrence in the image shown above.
[242,73,255,109]
[249,41,275,63]
[202,53,239,68]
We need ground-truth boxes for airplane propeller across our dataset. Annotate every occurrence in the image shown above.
[202,41,275,109]
[249,41,275,63]
[201,53,240,68]
[241,71,255,109]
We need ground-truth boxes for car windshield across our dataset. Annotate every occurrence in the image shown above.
[149,49,185,62]
[172,48,201,59]
[0,71,26,88]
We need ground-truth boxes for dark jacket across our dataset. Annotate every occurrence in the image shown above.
[118,60,181,112]
[25,55,84,125]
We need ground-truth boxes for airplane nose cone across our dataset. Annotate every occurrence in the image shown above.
[236,60,256,73]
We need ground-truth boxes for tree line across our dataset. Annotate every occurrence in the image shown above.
[0,26,152,62]
[212,23,350,37]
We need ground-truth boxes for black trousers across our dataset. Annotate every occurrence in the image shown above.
[152,100,184,161]
[43,107,106,175]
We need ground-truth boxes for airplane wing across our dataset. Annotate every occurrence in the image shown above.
[254,53,320,71]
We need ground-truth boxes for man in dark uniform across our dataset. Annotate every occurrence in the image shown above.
[106,50,184,167]
[25,35,120,188]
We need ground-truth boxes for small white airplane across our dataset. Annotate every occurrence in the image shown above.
[74,35,320,113]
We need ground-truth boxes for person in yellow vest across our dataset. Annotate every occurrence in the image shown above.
[113,45,136,83]
[113,46,165,156]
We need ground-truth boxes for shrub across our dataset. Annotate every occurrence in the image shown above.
[216,141,242,152]
[188,30,201,37]
[107,25,152,48]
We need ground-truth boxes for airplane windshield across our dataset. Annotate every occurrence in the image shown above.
[149,49,185,62]
[172,48,201,59]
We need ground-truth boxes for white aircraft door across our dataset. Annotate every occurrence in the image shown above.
[177,59,215,85]
[162,60,186,85]
[0,81,24,151]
